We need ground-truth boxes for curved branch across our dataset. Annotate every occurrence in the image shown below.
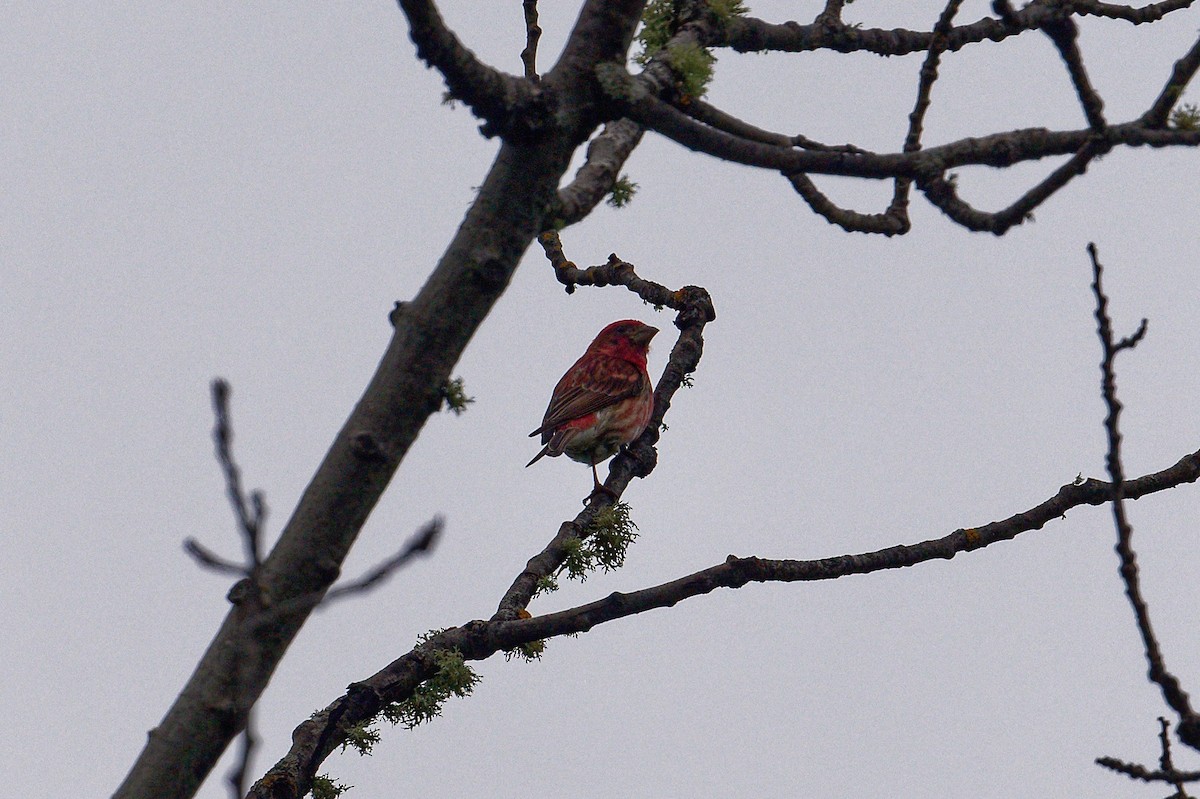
[918,135,1108,234]
[627,81,1200,177]
[785,172,911,235]
[397,0,539,139]
[249,442,1200,798]
[555,119,645,225]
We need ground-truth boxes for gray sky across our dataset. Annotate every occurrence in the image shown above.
[6,1,1200,796]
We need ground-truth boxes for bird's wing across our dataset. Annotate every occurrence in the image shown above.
[529,355,647,438]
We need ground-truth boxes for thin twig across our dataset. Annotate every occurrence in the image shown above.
[520,0,541,80]
[211,379,266,567]
[225,716,257,799]
[1089,243,1200,752]
[182,538,249,577]
[325,517,444,600]
[1161,716,1197,798]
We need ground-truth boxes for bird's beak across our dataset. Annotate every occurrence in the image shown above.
[630,325,659,346]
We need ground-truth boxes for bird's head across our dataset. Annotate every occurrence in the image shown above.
[588,319,659,364]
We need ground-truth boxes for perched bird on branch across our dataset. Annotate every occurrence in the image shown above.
[527,319,658,494]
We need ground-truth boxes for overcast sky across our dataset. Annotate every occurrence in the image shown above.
[7,2,1200,797]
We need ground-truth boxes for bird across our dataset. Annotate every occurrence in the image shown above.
[527,319,658,494]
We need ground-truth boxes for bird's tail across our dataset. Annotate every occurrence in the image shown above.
[526,446,550,468]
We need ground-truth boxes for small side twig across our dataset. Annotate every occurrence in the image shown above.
[226,719,258,799]
[212,378,267,567]
[326,517,444,601]
[520,0,541,80]
[183,380,268,577]
[1096,718,1200,794]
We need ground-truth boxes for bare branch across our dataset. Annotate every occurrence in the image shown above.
[325,517,443,601]
[520,0,542,81]
[1097,719,1200,791]
[396,0,538,139]
[211,379,267,567]
[905,0,966,153]
[1096,755,1200,784]
[1089,243,1200,751]
[183,539,249,577]
[1142,34,1200,127]
[1075,0,1198,23]
[919,134,1110,233]
[549,0,646,83]
[723,0,1197,56]
[785,172,910,235]
[250,441,1200,798]
[1029,5,1108,130]
[555,119,646,225]
[622,81,1200,178]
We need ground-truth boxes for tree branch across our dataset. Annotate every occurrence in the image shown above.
[917,134,1108,233]
[396,0,539,139]
[1024,4,1108,130]
[1097,717,1200,792]
[784,172,911,235]
[520,0,542,81]
[248,440,1200,798]
[1089,243,1200,751]
[1141,33,1200,127]
[324,517,443,601]
[554,119,646,225]
[723,0,1197,56]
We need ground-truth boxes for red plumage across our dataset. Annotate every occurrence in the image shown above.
[528,319,658,492]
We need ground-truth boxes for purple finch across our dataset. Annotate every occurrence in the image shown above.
[527,320,658,492]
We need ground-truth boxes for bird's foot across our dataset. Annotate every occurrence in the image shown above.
[584,484,618,505]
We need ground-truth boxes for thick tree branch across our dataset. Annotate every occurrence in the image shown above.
[116,139,584,799]
[549,0,646,86]
[248,440,1200,799]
